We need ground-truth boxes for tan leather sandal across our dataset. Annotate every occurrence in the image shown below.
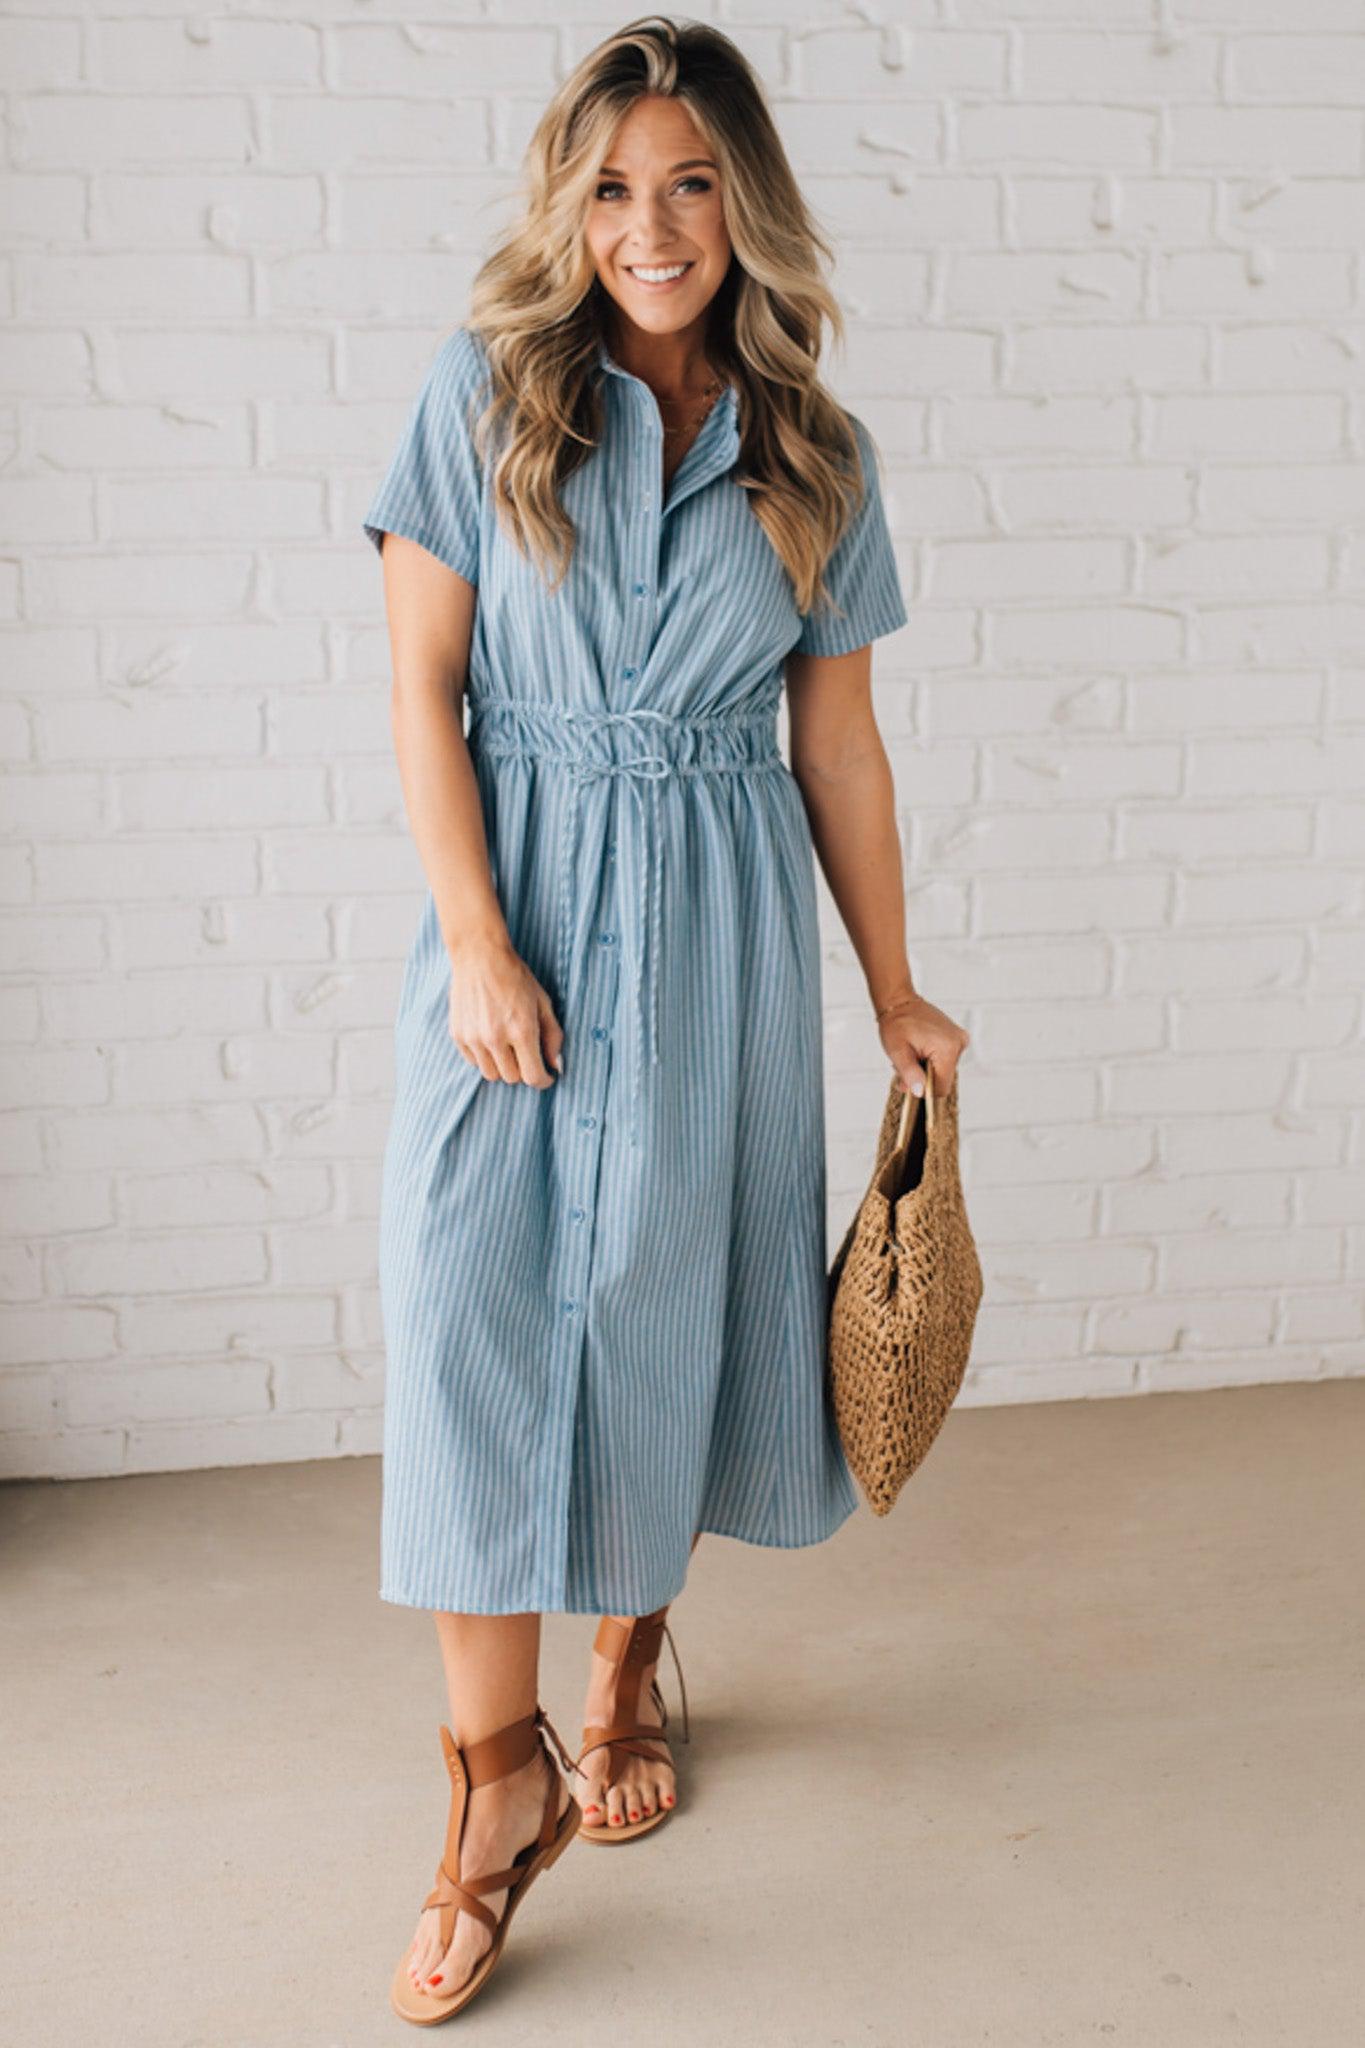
[573,1604,691,1843]
[390,1704,582,2025]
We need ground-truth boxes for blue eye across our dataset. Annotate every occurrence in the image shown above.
[595,176,712,201]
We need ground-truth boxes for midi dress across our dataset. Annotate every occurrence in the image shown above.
[362,324,907,1617]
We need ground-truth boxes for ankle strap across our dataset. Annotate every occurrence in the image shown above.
[590,1606,690,1748]
[593,1604,669,1670]
[441,1704,575,1789]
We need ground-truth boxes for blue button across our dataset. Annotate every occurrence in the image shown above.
[561,1299,577,1315]
[591,1026,608,1042]
[599,931,616,946]
[633,582,648,596]
[570,1206,586,1223]
[578,1114,596,1131]
[622,666,637,680]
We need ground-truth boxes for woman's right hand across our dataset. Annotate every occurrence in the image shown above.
[446,934,563,1088]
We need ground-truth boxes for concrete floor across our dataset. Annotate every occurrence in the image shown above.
[3,1380,1363,2048]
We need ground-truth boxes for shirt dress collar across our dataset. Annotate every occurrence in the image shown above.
[594,338,740,497]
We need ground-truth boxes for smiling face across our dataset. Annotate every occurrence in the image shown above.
[585,94,732,348]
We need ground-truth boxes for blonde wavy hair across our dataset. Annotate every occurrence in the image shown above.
[464,13,870,619]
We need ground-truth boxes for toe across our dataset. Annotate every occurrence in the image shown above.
[605,1780,631,1828]
[408,1911,441,1987]
[430,1919,480,2000]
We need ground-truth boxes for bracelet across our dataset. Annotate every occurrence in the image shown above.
[873,989,917,1023]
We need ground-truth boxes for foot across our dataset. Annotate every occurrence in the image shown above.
[578,1633,677,1830]
[404,1736,572,2002]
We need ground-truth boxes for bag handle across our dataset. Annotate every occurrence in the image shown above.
[894,1057,937,1153]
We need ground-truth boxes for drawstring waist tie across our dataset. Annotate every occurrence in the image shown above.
[464,694,783,1146]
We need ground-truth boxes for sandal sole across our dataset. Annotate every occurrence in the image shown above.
[577,1803,674,1842]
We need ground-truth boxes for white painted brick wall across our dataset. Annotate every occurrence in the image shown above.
[2,3,1363,1481]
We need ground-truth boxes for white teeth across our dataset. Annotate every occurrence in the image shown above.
[629,264,689,282]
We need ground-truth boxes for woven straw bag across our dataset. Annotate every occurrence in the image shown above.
[826,1062,983,1517]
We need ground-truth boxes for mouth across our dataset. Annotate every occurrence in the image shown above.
[624,261,694,292]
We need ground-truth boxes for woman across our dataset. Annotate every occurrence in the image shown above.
[362,14,969,2026]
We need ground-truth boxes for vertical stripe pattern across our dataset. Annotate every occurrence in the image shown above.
[362,325,908,1616]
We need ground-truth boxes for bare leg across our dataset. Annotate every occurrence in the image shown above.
[579,1530,702,1829]
[403,1612,572,2002]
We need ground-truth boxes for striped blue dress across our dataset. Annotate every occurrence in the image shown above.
[362,324,907,1616]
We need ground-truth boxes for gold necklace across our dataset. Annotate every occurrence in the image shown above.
[659,371,725,440]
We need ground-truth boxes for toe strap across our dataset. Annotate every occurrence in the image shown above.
[423,1853,530,1950]
[575,1720,676,1784]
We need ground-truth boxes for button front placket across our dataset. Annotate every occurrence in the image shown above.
[533,856,622,1604]
[458,350,750,1609]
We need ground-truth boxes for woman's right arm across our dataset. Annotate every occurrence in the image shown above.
[379,534,562,1088]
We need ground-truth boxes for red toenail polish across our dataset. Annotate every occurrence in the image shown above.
[429,1975,442,1986]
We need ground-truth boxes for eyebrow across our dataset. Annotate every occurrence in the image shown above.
[597,159,717,176]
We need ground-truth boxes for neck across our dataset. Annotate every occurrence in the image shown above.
[605,314,717,402]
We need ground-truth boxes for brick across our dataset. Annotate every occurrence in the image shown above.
[64,1359,273,1426]
[1195,603,1365,666]
[1232,36,1365,104]
[948,251,1142,318]
[1128,672,1324,730]
[338,24,556,94]
[1157,252,1353,317]
[102,174,322,250]
[1187,734,1365,795]
[1017,32,1221,100]
[1012,178,1215,248]
[1143,534,1330,599]
[1010,325,1206,392]
[959,105,1157,167]
[18,95,252,167]
[801,27,1008,97]
[1153,394,1344,458]
[942,395,1136,457]
[984,736,1180,799]
[95,19,319,89]
[1217,330,1365,393]
[804,174,1000,248]
[777,102,942,175]
[991,604,1183,667]
[976,872,1170,936]
[995,465,1193,530]
[932,536,1128,599]
[1170,105,1365,172]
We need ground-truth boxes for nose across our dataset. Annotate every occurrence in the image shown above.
[623,191,681,246]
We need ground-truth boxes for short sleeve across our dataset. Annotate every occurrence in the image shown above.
[361,325,490,587]
[791,412,908,658]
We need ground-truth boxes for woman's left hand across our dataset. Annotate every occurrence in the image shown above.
[875,989,970,1099]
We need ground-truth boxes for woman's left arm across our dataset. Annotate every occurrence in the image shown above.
[786,644,970,1099]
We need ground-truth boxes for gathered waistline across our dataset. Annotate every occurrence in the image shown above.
[463,695,783,1148]
[465,694,783,776]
